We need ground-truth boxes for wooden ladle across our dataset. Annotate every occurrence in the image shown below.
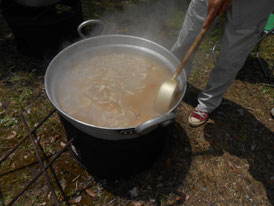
[155,21,213,113]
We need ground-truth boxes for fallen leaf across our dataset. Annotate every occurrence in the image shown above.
[149,198,156,203]
[60,178,66,190]
[39,202,46,206]
[47,192,51,200]
[73,196,82,203]
[256,108,262,113]
[207,119,215,124]
[6,33,14,39]
[60,141,66,147]
[228,161,237,171]
[235,165,242,169]
[129,187,139,197]
[175,195,184,201]
[52,135,60,142]
[185,194,190,201]
[157,176,164,181]
[86,188,96,197]
[7,131,17,140]
[132,201,143,206]
[165,157,172,169]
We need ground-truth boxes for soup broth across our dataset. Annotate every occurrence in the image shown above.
[56,52,172,128]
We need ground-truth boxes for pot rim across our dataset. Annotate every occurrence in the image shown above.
[45,34,187,131]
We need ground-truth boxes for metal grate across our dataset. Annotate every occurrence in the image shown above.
[0,109,78,206]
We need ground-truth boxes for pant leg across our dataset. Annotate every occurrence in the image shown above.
[170,0,208,78]
[197,7,268,113]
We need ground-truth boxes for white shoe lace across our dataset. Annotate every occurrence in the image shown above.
[194,108,207,118]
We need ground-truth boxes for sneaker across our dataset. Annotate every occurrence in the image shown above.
[188,107,209,127]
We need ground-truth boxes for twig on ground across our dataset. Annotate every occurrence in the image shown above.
[104,197,118,206]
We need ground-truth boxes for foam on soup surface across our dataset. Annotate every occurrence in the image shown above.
[56,52,171,128]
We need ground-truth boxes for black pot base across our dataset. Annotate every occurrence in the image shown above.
[59,115,168,179]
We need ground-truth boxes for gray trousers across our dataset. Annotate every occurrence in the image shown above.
[171,0,268,113]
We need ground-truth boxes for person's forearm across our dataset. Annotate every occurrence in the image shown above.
[203,0,232,27]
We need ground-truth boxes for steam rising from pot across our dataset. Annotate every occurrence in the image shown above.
[85,0,189,48]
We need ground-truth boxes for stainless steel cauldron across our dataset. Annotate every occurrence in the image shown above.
[45,20,187,140]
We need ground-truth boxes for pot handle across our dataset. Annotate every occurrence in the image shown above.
[135,112,176,135]
[77,19,106,38]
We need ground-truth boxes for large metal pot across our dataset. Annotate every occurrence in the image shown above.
[45,20,187,140]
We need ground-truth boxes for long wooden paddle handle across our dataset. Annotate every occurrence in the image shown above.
[173,24,211,79]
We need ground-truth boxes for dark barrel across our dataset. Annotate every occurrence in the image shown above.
[1,0,83,57]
